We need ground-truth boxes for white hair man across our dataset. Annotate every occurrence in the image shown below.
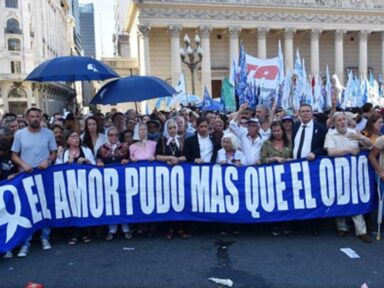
[324,112,372,243]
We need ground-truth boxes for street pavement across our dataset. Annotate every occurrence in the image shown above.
[1,220,384,288]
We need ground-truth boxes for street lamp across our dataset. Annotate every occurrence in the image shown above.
[179,33,203,95]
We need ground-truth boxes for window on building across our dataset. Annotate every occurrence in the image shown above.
[5,0,18,8]
[8,38,20,51]
[10,61,21,74]
[6,18,20,34]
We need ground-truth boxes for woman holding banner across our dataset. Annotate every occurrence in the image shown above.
[56,131,95,245]
[156,118,190,239]
[97,127,131,241]
[260,120,292,165]
[216,132,246,166]
[260,120,293,236]
[129,122,157,236]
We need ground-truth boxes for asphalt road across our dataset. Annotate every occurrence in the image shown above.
[1,221,384,288]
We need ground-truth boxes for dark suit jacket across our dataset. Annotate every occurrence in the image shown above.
[183,133,220,163]
[292,121,328,158]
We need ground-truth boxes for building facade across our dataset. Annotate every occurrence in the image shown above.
[68,0,82,55]
[0,0,75,115]
[124,0,384,99]
[79,3,95,58]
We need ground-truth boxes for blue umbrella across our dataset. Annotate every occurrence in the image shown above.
[25,56,119,82]
[90,76,177,105]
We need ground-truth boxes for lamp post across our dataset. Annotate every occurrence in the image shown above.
[179,34,203,95]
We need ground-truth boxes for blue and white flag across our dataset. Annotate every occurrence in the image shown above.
[235,42,248,107]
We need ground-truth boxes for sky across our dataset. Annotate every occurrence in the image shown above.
[79,0,115,58]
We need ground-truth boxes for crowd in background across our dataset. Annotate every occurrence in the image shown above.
[2,99,384,259]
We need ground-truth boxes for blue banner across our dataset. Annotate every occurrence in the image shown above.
[0,153,375,252]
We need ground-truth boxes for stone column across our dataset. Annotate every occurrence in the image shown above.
[382,32,384,76]
[168,25,182,87]
[138,24,151,75]
[359,30,371,78]
[359,30,371,77]
[199,25,212,96]
[310,29,322,78]
[284,28,296,73]
[257,27,269,59]
[229,26,241,68]
[335,29,346,84]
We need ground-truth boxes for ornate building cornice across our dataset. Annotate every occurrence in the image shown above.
[139,7,384,27]
[136,0,383,10]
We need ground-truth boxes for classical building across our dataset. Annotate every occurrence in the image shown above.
[0,0,75,115]
[124,0,384,100]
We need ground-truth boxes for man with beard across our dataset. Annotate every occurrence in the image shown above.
[11,107,57,257]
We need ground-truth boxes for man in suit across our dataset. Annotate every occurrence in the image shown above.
[184,116,220,163]
[292,104,327,235]
[293,103,328,160]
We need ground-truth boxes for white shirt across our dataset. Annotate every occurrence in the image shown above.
[216,149,246,165]
[259,128,271,141]
[356,117,367,132]
[324,128,359,150]
[293,119,314,159]
[198,134,213,163]
[55,146,96,165]
[80,133,107,156]
[229,120,265,165]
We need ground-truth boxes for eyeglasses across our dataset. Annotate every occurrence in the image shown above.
[108,133,118,137]
[168,126,177,129]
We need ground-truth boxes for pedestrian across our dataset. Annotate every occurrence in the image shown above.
[11,107,57,257]
[324,112,372,243]
[97,127,131,241]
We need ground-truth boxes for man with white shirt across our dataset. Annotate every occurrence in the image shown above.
[324,112,372,243]
[293,104,327,160]
[229,103,265,165]
[184,116,220,163]
[292,104,327,235]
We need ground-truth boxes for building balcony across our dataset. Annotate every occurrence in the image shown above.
[5,27,22,34]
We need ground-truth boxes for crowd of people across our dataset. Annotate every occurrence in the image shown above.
[2,100,384,259]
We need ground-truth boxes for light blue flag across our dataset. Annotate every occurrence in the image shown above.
[342,70,354,109]
[155,97,164,110]
[282,70,292,110]
[313,74,323,112]
[325,65,332,109]
[294,49,302,76]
